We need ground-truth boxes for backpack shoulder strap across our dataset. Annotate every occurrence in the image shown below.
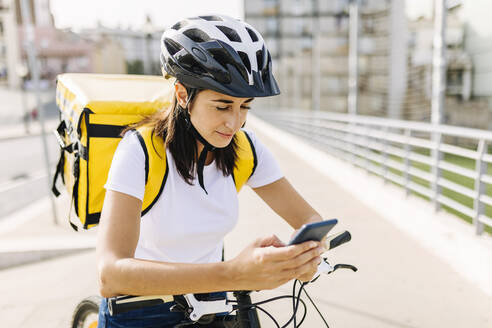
[233,129,257,192]
[134,126,168,216]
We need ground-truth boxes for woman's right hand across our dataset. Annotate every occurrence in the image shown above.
[227,234,323,291]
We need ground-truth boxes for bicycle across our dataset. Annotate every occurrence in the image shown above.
[71,231,356,328]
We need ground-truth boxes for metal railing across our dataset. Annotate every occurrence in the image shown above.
[257,109,492,236]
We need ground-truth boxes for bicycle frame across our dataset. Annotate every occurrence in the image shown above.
[233,291,261,328]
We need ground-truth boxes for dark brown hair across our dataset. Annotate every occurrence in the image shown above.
[122,89,238,185]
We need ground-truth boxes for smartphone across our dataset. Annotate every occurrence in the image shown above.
[288,219,338,245]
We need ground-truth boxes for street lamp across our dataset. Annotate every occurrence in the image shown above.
[19,0,58,224]
[142,15,154,75]
[16,63,29,133]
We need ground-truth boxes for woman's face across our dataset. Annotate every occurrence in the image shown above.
[176,84,254,148]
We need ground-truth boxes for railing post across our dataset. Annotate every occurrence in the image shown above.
[431,132,443,211]
[474,140,487,235]
[349,122,358,166]
[403,128,412,196]
[364,125,371,171]
[382,126,389,183]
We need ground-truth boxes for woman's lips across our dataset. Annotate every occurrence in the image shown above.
[216,131,233,138]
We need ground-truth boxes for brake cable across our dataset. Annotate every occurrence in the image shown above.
[230,287,310,328]
[229,257,358,327]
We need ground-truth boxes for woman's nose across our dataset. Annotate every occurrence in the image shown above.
[224,110,241,130]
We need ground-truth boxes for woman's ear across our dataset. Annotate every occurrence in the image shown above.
[174,83,188,108]
[162,67,172,79]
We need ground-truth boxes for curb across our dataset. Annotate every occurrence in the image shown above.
[0,247,94,270]
[0,120,59,142]
[0,195,97,270]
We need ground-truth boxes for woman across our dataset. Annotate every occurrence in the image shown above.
[97,14,325,327]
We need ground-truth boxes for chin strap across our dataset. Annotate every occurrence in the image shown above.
[189,122,215,194]
[180,87,220,195]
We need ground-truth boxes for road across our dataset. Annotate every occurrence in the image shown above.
[0,135,59,219]
[0,85,60,218]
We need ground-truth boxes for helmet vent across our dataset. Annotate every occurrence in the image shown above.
[209,48,230,67]
[199,15,223,21]
[262,52,272,82]
[238,51,251,74]
[246,28,259,42]
[209,48,247,83]
[171,20,189,30]
[183,28,211,43]
[165,38,184,56]
[256,50,264,70]
[180,54,206,75]
[216,25,242,42]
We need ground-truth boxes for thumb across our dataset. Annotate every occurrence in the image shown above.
[257,234,286,248]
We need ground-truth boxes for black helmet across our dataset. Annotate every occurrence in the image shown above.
[160,14,280,98]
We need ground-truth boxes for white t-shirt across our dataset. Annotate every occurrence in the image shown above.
[104,129,283,264]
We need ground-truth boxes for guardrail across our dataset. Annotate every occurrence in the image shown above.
[256,109,492,236]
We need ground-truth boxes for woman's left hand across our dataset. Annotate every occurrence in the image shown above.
[289,229,326,283]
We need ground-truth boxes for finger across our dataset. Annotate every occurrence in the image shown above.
[282,246,323,269]
[279,254,319,281]
[271,239,286,248]
[296,257,322,281]
[269,234,286,248]
[257,234,284,248]
[268,240,320,262]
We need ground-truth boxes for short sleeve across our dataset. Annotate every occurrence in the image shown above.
[244,129,284,188]
[104,130,146,201]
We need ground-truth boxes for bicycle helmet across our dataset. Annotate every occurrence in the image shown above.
[160,14,280,98]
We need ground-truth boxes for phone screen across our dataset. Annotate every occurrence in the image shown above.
[288,219,338,245]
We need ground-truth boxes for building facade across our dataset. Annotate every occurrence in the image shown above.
[404,1,492,128]
[80,17,163,76]
[245,0,408,118]
[0,0,21,87]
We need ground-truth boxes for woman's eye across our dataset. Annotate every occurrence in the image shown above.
[215,105,251,110]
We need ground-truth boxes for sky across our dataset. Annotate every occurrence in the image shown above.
[49,0,244,31]
[49,0,432,31]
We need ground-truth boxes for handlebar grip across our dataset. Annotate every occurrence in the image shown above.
[325,231,351,250]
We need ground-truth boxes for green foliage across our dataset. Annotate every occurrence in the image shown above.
[126,60,144,75]
[384,149,492,235]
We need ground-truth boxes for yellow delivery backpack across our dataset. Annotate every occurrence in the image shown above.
[53,73,257,230]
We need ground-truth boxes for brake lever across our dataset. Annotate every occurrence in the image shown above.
[333,264,358,272]
[312,258,358,281]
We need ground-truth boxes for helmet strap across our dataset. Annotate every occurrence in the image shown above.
[179,86,222,194]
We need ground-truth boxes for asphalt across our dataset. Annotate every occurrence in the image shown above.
[1,115,492,327]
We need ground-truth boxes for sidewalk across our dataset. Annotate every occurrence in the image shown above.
[0,119,59,142]
[0,193,97,270]
[0,115,491,327]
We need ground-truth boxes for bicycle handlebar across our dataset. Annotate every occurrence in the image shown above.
[107,230,356,322]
